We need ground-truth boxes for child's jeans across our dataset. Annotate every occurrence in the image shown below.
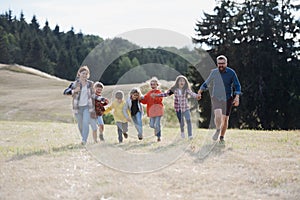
[116,122,128,142]
[149,116,162,138]
[131,111,143,137]
[176,110,192,137]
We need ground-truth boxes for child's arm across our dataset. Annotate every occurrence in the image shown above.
[152,90,172,98]
[187,89,201,99]
[122,101,131,122]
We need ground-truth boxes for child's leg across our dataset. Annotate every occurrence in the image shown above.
[97,116,105,141]
[153,116,162,138]
[90,118,98,143]
[176,111,185,136]
[116,122,123,143]
[183,110,192,137]
[122,122,128,139]
[149,117,156,135]
[131,112,143,139]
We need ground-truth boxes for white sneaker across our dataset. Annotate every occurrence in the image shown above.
[212,129,220,141]
[188,136,193,140]
[181,132,185,138]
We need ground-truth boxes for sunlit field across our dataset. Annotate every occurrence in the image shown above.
[0,64,299,199]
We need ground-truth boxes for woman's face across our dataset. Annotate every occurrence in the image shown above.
[79,70,88,80]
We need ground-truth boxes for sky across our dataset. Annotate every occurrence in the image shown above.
[1,0,217,42]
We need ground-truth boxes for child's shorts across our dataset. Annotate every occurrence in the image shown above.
[90,118,98,131]
[97,116,104,125]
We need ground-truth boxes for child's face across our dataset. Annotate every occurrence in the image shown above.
[178,78,186,88]
[117,98,122,103]
[131,93,139,100]
[95,87,103,94]
[150,81,158,89]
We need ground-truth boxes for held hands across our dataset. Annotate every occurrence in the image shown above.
[233,95,240,106]
[197,90,202,100]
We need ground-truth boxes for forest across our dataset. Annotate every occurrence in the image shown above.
[0,0,299,130]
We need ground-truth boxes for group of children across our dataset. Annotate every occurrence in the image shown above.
[65,66,200,144]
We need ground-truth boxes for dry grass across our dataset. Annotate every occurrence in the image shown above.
[0,64,299,199]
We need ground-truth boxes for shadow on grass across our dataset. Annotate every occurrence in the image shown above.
[6,143,84,162]
[186,142,229,163]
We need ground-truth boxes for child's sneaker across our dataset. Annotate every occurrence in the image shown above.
[188,136,193,140]
[212,129,220,141]
[123,132,128,139]
[181,132,185,139]
[157,137,161,142]
[99,134,105,141]
[138,134,143,140]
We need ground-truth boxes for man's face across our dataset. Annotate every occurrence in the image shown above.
[217,59,227,72]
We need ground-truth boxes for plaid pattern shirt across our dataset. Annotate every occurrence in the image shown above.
[72,80,95,114]
[159,88,198,112]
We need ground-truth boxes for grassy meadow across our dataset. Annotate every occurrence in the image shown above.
[0,64,299,199]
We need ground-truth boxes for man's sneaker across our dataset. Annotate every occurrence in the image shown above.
[212,129,220,141]
[138,135,143,140]
[219,135,225,145]
[99,134,105,141]
[219,138,225,145]
[123,132,128,139]
[181,132,185,139]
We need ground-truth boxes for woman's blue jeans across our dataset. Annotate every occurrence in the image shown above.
[75,106,90,143]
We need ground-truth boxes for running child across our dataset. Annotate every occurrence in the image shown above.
[153,75,200,139]
[104,90,129,143]
[93,82,109,141]
[123,88,144,140]
[140,77,164,142]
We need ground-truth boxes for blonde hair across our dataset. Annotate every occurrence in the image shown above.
[94,81,104,89]
[115,90,124,99]
[76,66,90,78]
[149,77,159,85]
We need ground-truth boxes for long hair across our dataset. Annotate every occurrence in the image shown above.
[170,75,191,92]
[76,66,90,79]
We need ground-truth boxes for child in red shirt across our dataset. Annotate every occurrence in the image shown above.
[141,77,164,142]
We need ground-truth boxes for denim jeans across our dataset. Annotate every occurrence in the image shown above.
[75,105,90,142]
[176,110,192,137]
[116,122,128,142]
[149,116,162,138]
[131,111,143,137]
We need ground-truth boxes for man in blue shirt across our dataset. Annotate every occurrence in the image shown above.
[198,55,242,144]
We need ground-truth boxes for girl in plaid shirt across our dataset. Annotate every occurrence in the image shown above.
[154,75,200,139]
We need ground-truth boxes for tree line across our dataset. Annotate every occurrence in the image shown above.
[192,0,300,130]
[0,11,195,83]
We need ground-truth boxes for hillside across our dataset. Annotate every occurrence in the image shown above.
[0,64,299,200]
